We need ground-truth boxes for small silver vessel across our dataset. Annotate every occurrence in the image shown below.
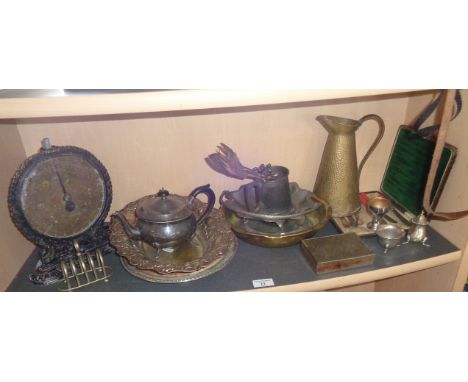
[376,224,405,253]
[404,212,430,247]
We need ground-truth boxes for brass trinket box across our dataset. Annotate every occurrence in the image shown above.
[301,233,375,274]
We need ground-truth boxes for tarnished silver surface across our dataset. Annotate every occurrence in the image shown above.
[110,196,237,277]
[367,196,392,231]
[221,182,321,223]
[405,212,430,247]
[112,185,215,251]
[222,192,330,248]
[205,143,275,181]
[119,247,236,283]
[242,166,292,214]
[376,224,405,253]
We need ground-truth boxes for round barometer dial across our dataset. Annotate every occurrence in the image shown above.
[8,140,112,248]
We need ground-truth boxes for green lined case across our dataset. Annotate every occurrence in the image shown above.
[381,126,457,217]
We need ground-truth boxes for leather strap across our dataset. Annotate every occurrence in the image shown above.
[423,90,468,221]
[412,89,462,137]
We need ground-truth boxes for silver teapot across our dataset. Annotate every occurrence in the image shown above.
[113,185,215,251]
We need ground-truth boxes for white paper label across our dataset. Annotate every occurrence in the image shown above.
[252,278,275,288]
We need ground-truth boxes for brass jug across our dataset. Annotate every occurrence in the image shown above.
[313,114,385,218]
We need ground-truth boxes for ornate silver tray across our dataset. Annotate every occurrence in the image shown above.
[110,196,237,283]
[119,250,235,283]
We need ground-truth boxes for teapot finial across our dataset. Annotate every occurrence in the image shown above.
[157,188,169,198]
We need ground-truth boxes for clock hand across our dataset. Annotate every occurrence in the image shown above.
[55,171,76,212]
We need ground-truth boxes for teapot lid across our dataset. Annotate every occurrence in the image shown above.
[136,189,192,222]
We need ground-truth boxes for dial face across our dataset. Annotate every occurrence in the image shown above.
[19,154,106,239]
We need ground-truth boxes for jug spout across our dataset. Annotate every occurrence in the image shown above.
[316,115,361,135]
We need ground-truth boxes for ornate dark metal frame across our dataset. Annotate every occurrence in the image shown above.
[8,145,113,258]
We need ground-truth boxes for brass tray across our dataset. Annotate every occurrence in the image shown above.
[223,193,330,248]
[110,196,237,282]
[119,249,235,283]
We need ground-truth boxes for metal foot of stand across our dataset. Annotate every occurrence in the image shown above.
[58,240,112,292]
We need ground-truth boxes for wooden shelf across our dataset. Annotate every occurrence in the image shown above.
[0,89,424,119]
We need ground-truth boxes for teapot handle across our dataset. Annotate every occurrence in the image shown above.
[357,114,385,181]
[189,184,216,225]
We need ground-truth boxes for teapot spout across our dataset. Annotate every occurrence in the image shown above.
[113,212,141,241]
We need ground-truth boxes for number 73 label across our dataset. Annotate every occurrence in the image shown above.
[252,278,275,288]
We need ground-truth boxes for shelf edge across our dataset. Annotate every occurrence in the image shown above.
[249,250,461,292]
[0,89,424,119]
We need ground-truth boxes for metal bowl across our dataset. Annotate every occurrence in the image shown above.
[222,193,330,247]
[376,224,405,253]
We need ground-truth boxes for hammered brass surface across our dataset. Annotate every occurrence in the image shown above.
[313,114,385,218]
[223,194,330,247]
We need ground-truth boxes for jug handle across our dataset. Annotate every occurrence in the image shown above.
[357,114,385,181]
[189,184,216,225]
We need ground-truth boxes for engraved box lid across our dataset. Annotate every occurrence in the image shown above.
[301,232,375,274]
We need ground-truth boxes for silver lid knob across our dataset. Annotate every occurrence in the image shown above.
[41,138,52,150]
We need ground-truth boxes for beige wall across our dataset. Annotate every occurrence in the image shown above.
[17,96,410,215]
[0,122,34,290]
